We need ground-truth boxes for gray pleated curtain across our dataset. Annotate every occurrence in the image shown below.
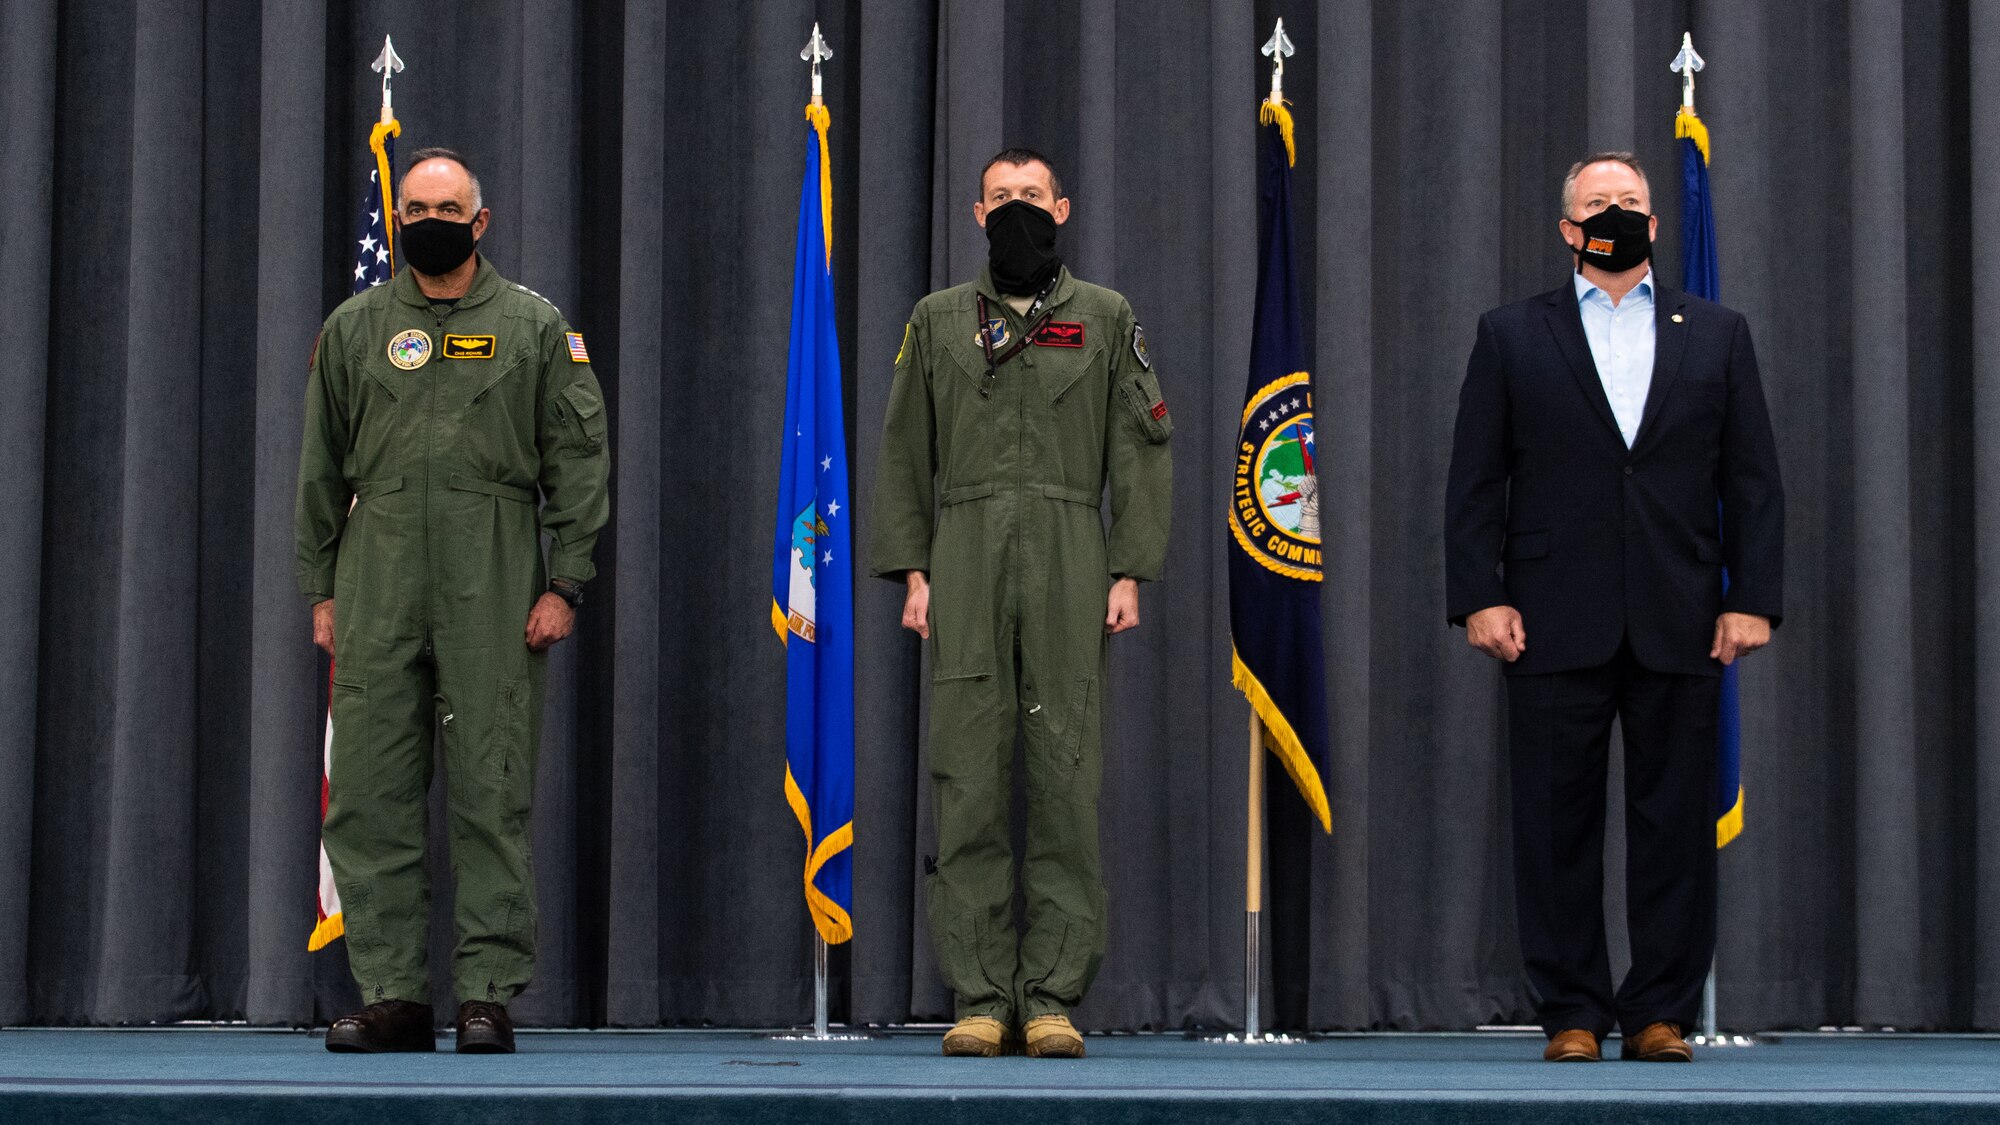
[2,0,1996,1032]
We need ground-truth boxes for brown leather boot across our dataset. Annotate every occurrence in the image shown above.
[325,999,436,1053]
[456,999,516,1054]
[1621,1022,1694,1062]
[1542,1029,1601,1062]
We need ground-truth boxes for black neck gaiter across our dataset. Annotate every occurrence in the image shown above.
[984,200,1062,295]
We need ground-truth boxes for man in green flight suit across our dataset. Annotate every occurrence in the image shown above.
[295,148,609,1055]
[870,149,1173,1059]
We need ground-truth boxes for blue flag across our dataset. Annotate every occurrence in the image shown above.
[1678,105,1742,848]
[771,103,855,943]
[1228,102,1331,832]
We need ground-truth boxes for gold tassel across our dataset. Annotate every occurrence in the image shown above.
[805,104,833,267]
[1676,105,1711,165]
[1259,99,1296,167]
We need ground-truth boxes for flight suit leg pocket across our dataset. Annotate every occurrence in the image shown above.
[493,675,534,826]
[1027,674,1098,796]
[328,670,370,790]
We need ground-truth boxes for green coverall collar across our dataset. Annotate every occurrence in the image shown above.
[391,254,504,311]
[975,264,1075,318]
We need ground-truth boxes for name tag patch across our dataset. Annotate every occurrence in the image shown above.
[443,334,497,360]
[1033,321,1085,348]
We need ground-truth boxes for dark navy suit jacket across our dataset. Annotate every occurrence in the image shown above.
[1444,281,1784,677]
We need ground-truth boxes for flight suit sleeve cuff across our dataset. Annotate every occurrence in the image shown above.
[868,554,929,582]
[548,547,597,587]
[297,567,336,602]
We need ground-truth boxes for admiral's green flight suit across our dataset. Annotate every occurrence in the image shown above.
[870,267,1173,1024]
[294,259,609,1005]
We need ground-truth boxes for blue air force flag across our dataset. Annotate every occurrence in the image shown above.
[1677,105,1742,849]
[1228,101,1332,832]
[770,103,855,943]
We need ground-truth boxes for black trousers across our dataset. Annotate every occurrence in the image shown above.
[1505,641,1720,1039]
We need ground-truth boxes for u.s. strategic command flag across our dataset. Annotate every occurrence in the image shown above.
[310,112,402,952]
[1228,100,1331,832]
[770,101,855,944]
[1677,102,1743,848]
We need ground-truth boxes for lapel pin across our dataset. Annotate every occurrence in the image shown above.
[1671,313,1684,323]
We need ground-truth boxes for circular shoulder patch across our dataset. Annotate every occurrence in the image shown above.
[387,329,432,370]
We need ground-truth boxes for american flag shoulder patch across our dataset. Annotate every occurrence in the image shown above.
[566,331,589,363]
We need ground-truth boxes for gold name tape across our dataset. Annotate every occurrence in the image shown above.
[443,334,497,360]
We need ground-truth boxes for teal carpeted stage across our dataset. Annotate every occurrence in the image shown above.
[4,1029,2000,1124]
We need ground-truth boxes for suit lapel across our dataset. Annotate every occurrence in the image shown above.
[1631,287,1689,452]
[1541,285,1623,442]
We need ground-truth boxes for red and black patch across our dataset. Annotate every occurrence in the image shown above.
[1151,400,1169,420]
[1032,321,1086,348]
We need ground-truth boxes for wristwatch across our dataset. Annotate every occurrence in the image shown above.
[548,579,583,609]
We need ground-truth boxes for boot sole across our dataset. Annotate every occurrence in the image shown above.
[1025,1039,1086,1059]
[325,1030,436,1053]
[941,1033,1004,1057]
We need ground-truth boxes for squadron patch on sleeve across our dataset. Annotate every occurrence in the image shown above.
[1131,324,1152,369]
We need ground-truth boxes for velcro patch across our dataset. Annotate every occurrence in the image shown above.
[443,334,497,360]
[1151,400,1169,421]
[566,332,590,363]
[1033,321,1085,348]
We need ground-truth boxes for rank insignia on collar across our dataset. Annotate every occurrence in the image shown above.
[443,334,497,360]
[1033,321,1085,348]
[975,318,1011,350]
[1131,324,1152,369]
[387,328,432,370]
[566,332,590,363]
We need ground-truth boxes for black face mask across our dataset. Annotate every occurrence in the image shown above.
[1567,204,1652,273]
[399,217,479,277]
[983,199,1062,295]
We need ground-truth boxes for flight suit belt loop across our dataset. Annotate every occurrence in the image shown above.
[447,475,537,504]
[938,482,1099,509]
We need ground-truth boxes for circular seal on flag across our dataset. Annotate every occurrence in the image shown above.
[387,329,432,370]
[1230,374,1322,581]
[974,318,1011,351]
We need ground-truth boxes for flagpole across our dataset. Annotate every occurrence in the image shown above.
[814,935,829,1038]
[1245,712,1265,1040]
[769,22,866,1045]
[1672,30,1750,1049]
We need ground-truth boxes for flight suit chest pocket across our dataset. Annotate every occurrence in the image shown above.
[1119,371,1173,442]
[554,382,607,451]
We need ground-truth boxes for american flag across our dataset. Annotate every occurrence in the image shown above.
[312,129,400,952]
[351,135,396,292]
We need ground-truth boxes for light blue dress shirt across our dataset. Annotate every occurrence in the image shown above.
[1574,269,1656,447]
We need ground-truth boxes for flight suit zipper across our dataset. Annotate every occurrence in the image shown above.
[423,305,449,646]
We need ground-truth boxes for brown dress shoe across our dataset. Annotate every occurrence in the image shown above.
[1023,1014,1085,1059]
[456,999,516,1054]
[1621,1022,1693,1062]
[1542,1029,1601,1062]
[325,999,436,1053]
[941,1015,1008,1057]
